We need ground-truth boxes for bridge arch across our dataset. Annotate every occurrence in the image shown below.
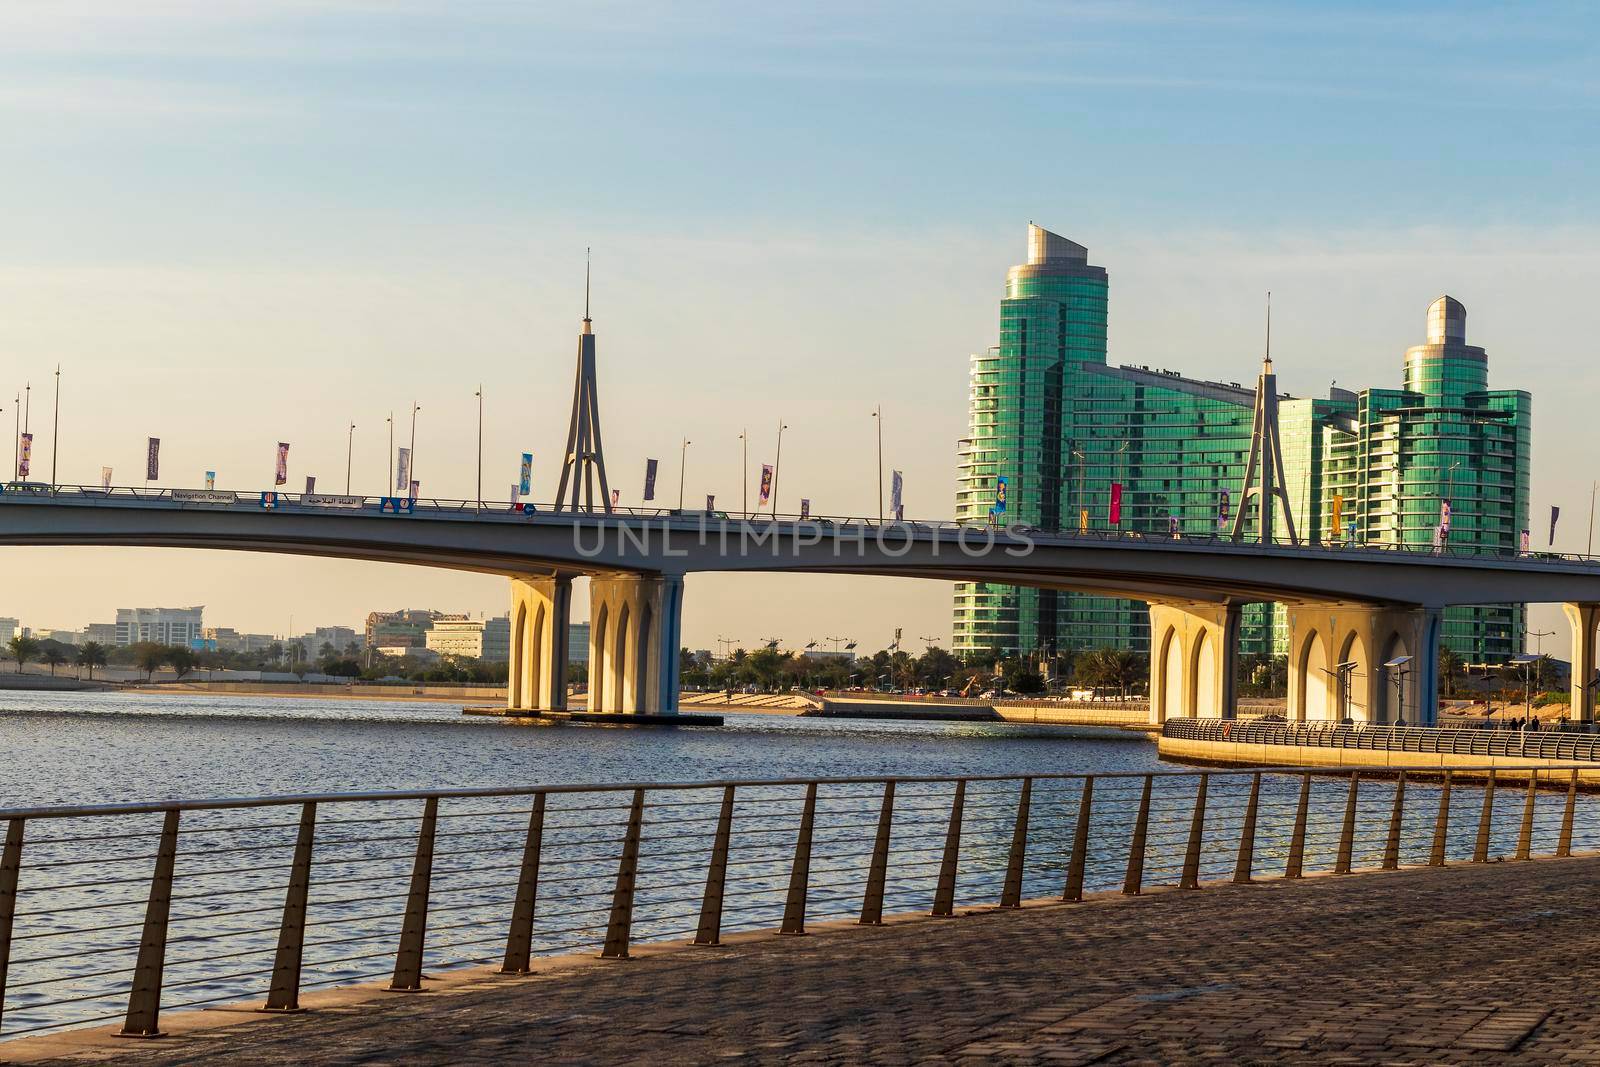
[1378,629,1411,724]
[593,602,610,712]
[1159,626,1184,721]
[1298,629,1331,721]
[528,602,546,713]
[1188,628,1213,718]
[509,600,528,710]
[1336,629,1371,723]
[614,602,632,714]
[635,602,654,716]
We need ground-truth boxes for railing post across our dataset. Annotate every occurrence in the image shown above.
[1232,773,1259,884]
[694,786,736,945]
[859,781,895,925]
[1382,772,1406,870]
[1122,775,1152,895]
[999,778,1032,908]
[601,789,646,959]
[1558,768,1578,858]
[1473,771,1496,863]
[931,781,966,917]
[263,801,316,1011]
[1179,774,1208,890]
[500,793,546,973]
[779,783,817,935]
[1333,772,1359,875]
[1429,772,1453,866]
[1285,773,1311,879]
[1516,771,1537,862]
[1063,778,1092,902]
[119,809,180,1038]
[0,818,23,1037]
[389,796,439,990]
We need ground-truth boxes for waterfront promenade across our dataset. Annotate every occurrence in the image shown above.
[10,855,1597,1064]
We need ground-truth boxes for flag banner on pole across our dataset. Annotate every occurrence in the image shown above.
[511,484,521,508]
[1440,499,1452,537]
[1331,493,1344,539]
[1433,524,1444,550]
[519,453,532,496]
[17,432,31,478]
[205,471,216,490]
[1110,481,1123,525]
[610,488,620,510]
[1522,529,1531,555]
[101,466,112,490]
[994,476,1007,515]
[1169,514,1180,539]
[1079,508,1088,534]
[800,498,810,519]
[410,479,419,501]
[1550,505,1561,546]
[759,464,773,506]
[395,447,411,492]
[706,494,715,512]
[643,458,658,501]
[891,470,903,521]
[275,442,290,486]
[146,437,160,481]
[1217,488,1230,531]
[305,476,316,495]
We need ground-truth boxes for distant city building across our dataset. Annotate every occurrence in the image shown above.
[954,225,1530,663]
[570,622,591,665]
[364,609,440,650]
[84,622,119,646]
[424,615,511,662]
[115,606,204,647]
[0,618,18,644]
[292,626,360,660]
[36,628,84,646]
[801,648,856,663]
[374,644,439,663]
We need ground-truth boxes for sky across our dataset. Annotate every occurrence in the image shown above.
[1,1,1598,652]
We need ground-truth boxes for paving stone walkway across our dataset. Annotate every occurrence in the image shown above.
[19,856,1600,1065]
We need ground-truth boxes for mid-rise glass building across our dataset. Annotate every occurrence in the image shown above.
[953,227,1531,664]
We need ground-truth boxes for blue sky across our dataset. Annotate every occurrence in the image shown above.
[2,1,1597,649]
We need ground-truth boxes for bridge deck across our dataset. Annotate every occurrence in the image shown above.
[13,855,1600,1065]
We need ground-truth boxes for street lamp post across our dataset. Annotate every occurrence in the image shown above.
[475,385,484,511]
[50,365,60,490]
[408,401,420,498]
[1588,480,1597,557]
[1384,656,1412,725]
[345,421,355,495]
[772,419,788,517]
[678,437,691,510]
[386,411,394,493]
[739,429,748,517]
[872,405,883,522]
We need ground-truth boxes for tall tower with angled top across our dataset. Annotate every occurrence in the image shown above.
[555,254,612,512]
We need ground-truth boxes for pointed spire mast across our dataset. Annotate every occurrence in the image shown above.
[1230,290,1298,546]
[555,248,611,511]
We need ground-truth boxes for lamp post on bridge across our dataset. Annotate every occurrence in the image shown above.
[408,401,420,498]
[738,429,748,517]
[872,405,883,522]
[678,437,691,511]
[475,384,484,512]
[50,365,60,491]
[346,421,355,496]
[771,420,788,517]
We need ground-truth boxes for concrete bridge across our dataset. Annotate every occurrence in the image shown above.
[7,484,1600,724]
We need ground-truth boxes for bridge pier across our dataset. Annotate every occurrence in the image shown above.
[1564,602,1599,722]
[507,577,572,712]
[588,574,684,715]
[1284,603,1441,726]
[1147,602,1241,724]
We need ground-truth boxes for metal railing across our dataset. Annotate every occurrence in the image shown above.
[1166,717,1600,760]
[2,765,1598,1042]
[5,483,1600,569]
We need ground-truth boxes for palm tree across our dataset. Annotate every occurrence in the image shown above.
[76,641,108,680]
[41,645,66,676]
[7,635,39,674]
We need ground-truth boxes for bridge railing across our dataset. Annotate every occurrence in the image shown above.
[1165,717,1600,760]
[2,765,1597,1042]
[5,483,1599,568]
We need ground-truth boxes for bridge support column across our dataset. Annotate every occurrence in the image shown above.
[588,574,684,715]
[507,577,571,712]
[1147,601,1240,724]
[1284,603,1441,725]
[1564,603,1599,722]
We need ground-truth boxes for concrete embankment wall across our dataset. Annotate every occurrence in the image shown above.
[1158,734,1600,785]
[995,704,1154,731]
[0,674,112,692]
[153,681,509,702]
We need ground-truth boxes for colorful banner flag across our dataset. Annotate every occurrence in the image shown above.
[275,442,290,486]
[1110,482,1123,525]
[1169,514,1180,539]
[511,484,521,508]
[643,458,658,501]
[1440,499,1452,538]
[519,453,533,496]
[305,476,316,495]
[101,466,112,490]
[1550,505,1561,547]
[706,494,715,512]
[759,464,774,506]
[205,471,216,490]
[610,488,620,510]
[994,476,1007,515]
[1521,529,1531,555]
[800,498,811,519]
[17,432,31,478]
[1331,493,1344,539]
[395,447,411,492]
[146,437,160,481]
[891,470,903,521]
[1217,488,1230,532]
[1079,508,1088,534]
[410,480,419,500]
[1432,524,1444,550]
